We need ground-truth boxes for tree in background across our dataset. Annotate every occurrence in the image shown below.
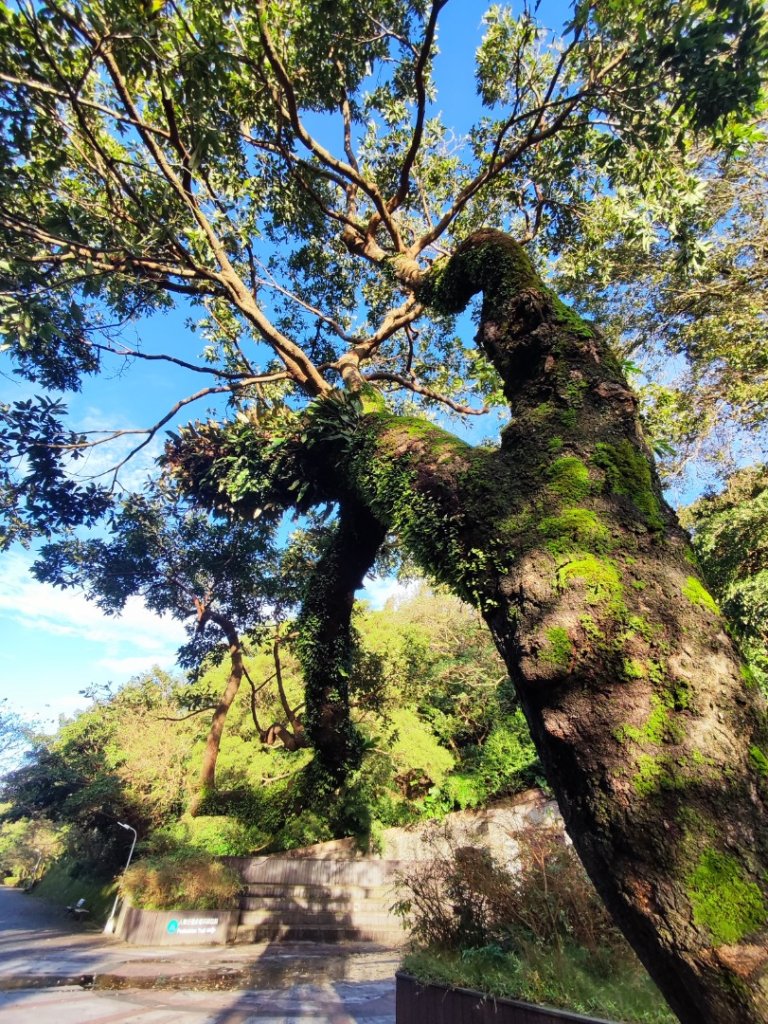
[557,137,768,482]
[34,484,306,798]
[0,816,62,885]
[1,669,201,869]
[1,589,537,858]
[1,2,768,1019]
[681,465,768,694]
[0,700,34,776]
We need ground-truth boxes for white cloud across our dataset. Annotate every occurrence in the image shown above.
[97,655,174,676]
[0,550,185,653]
[65,407,165,492]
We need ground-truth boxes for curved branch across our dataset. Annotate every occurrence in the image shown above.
[364,371,489,415]
[158,705,217,722]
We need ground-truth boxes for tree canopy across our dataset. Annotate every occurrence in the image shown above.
[1,0,766,532]
[2,2,768,1022]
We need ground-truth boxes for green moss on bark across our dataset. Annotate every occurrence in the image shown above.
[749,745,768,775]
[687,850,767,945]
[556,553,623,607]
[540,626,573,667]
[419,233,540,316]
[593,440,664,532]
[682,576,720,615]
[540,507,609,554]
[546,291,595,339]
[547,456,593,502]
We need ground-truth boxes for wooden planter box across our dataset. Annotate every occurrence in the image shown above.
[396,972,621,1024]
[115,904,239,945]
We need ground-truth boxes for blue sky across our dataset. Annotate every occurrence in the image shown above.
[0,0,515,728]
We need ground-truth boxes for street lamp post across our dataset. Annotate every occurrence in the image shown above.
[104,821,137,934]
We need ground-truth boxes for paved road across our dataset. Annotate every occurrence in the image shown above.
[0,887,398,1023]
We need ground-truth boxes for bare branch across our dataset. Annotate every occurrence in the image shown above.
[158,705,218,722]
[254,0,404,251]
[88,342,250,380]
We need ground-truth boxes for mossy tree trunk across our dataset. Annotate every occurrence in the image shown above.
[328,232,768,1024]
[170,229,768,1021]
[294,498,387,780]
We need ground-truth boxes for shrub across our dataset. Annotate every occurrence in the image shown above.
[394,825,623,955]
[148,815,268,857]
[273,810,334,850]
[120,852,242,910]
[396,827,675,1024]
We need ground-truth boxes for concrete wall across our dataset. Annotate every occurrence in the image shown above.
[396,974,619,1024]
[114,791,563,947]
[263,788,562,866]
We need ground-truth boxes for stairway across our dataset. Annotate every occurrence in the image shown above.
[225,791,561,946]
[227,855,408,945]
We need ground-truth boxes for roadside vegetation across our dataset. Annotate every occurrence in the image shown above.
[397,828,676,1024]
[0,587,541,889]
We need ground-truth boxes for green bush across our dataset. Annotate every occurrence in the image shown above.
[120,852,242,910]
[149,815,267,857]
[403,945,675,1024]
[272,810,334,850]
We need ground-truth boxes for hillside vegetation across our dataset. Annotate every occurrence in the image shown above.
[0,587,541,882]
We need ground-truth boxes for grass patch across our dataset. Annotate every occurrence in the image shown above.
[33,859,116,925]
[403,944,675,1024]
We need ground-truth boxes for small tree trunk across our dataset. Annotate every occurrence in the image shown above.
[295,498,386,780]
[195,611,244,802]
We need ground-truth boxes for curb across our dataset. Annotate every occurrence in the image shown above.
[0,975,95,990]
[0,970,258,992]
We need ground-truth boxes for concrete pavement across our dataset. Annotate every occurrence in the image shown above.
[0,886,398,1022]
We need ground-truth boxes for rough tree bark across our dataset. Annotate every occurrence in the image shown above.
[325,232,767,1024]
[168,230,768,1022]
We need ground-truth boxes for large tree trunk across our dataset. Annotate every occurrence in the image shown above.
[168,229,768,1020]
[334,232,768,1023]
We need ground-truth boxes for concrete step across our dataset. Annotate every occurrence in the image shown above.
[230,857,405,887]
[238,907,398,928]
[238,894,395,913]
[234,921,406,944]
[241,881,394,901]
[229,854,408,946]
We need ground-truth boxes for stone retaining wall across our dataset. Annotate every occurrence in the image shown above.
[116,791,563,946]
